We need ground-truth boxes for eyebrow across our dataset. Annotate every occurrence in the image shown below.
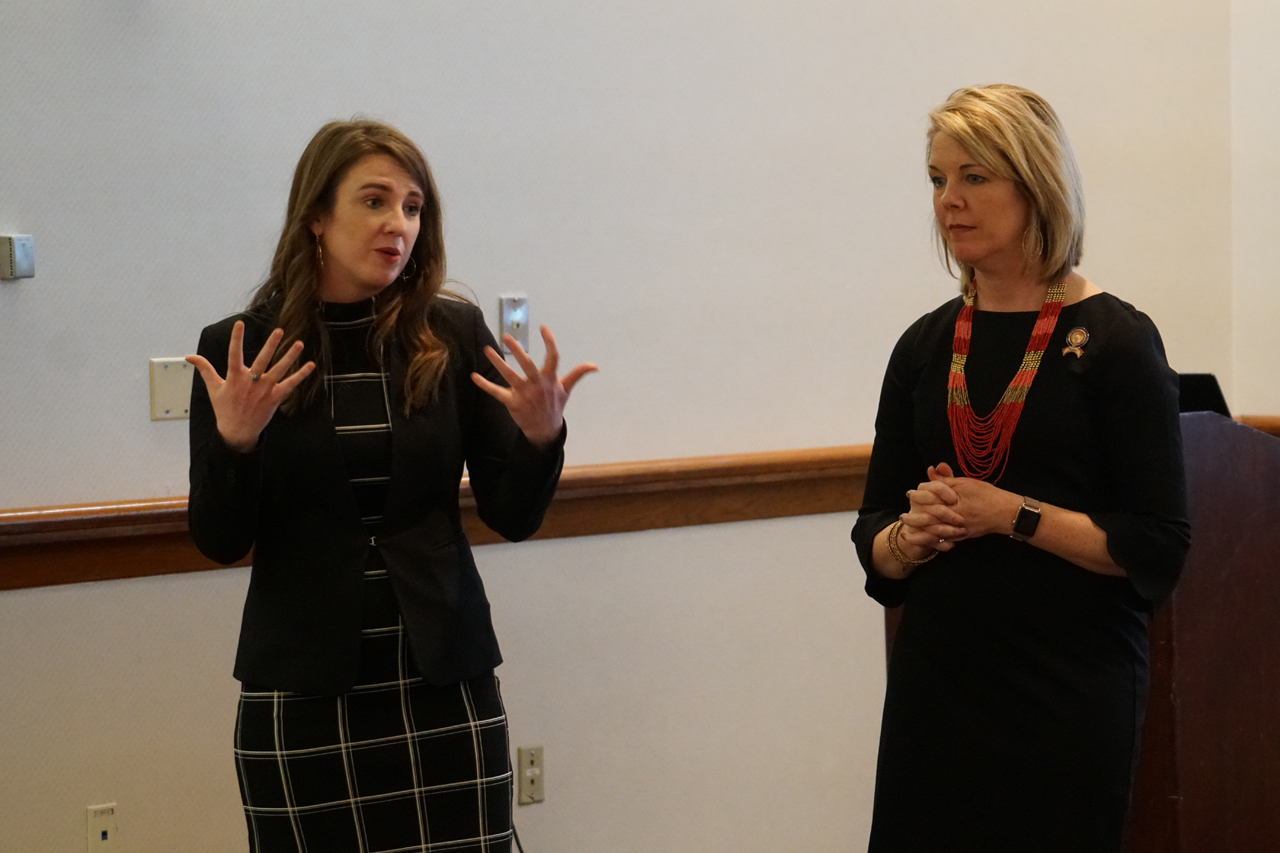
[927,163,984,171]
[358,180,424,199]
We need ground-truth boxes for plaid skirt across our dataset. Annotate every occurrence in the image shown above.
[233,627,512,853]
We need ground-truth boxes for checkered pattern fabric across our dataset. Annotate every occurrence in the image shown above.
[234,668,512,853]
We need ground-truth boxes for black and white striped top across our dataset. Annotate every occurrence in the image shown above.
[320,298,412,685]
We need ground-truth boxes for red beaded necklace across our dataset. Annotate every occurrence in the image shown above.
[947,282,1066,482]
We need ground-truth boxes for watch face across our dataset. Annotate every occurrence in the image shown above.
[1013,503,1041,539]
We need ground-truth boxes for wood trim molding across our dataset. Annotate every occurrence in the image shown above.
[1235,415,1280,437]
[0,445,872,591]
[5,415,1278,594]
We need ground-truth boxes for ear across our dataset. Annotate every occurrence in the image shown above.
[309,218,324,238]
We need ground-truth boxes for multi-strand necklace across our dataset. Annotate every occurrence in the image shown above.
[947,282,1066,482]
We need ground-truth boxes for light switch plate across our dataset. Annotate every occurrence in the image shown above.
[498,294,529,355]
[1,235,34,279]
[149,358,194,420]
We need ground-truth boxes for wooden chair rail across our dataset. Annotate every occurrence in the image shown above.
[1235,414,1280,436]
[5,416,1278,593]
[0,445,873,591]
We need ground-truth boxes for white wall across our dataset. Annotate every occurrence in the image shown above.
[0,1,1252,851]
[0,0,1235,507]
[0,516,880,852]
[1232,0,1280,413]
[0,569,246,852]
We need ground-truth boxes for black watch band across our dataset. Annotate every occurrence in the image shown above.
[1010,496,1041,541]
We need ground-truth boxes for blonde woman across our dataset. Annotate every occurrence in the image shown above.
[852,86,1189,851]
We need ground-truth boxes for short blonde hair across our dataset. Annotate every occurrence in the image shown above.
[927,84,1084,294]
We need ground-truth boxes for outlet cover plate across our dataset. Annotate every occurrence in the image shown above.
[87,802,119,851]
[517,745,544,805]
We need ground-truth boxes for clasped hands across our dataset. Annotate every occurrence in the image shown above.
[894,462,1021,561]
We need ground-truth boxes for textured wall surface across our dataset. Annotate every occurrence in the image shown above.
[0,1,1250,850]
[1232,0,1280,413]
[0,515,880,853]
[0,0,1232,509]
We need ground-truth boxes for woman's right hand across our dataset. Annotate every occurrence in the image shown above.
[899,462,968,554]
[186,322,315,453]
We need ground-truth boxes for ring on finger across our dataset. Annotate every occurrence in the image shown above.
[250,373,261,382]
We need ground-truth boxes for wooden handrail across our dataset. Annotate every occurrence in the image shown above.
[5,415,1278,593]
[0,445,872,591]
[1236,415,1280,436]
[0,499,190,547]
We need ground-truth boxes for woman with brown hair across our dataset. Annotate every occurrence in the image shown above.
[851,86,1189,851]
[187,120,594,852]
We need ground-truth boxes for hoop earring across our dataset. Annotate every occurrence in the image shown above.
[400,255,418,282]
[1022,221,1045,263]
[315,238,324,270]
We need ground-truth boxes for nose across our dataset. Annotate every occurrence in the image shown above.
[939,181,964,209]
[384,207,407,236]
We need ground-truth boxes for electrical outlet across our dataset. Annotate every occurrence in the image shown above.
[86,803,118,851]
[149,357,194,420]
[517,745,544,805]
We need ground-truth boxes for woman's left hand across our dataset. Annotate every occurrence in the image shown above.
[929,464,1125,576]
[472,325,597,449]
[927,463,1021,538]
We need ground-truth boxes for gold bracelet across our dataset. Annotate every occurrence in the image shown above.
[886,520,939,567]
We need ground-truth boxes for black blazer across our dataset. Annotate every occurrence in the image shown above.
[188,298,564,695]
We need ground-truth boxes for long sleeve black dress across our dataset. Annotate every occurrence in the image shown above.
[851,292,1190,853]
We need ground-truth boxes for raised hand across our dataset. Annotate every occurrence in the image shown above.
[186,322,316,453]
[471,325,596,449]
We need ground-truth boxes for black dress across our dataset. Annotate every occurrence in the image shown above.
[851,292,1190,853]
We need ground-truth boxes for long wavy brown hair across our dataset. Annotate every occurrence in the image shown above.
[247,119,451,415]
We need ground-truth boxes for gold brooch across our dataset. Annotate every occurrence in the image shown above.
[1062,327,1089,358]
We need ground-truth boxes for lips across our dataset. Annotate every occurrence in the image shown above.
[375,248,401,262]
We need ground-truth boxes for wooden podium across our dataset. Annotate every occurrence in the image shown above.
[1124,412,1280,851]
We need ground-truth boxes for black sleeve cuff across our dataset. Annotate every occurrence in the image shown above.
[1088,510,1191,605]
[852,509,912,608]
